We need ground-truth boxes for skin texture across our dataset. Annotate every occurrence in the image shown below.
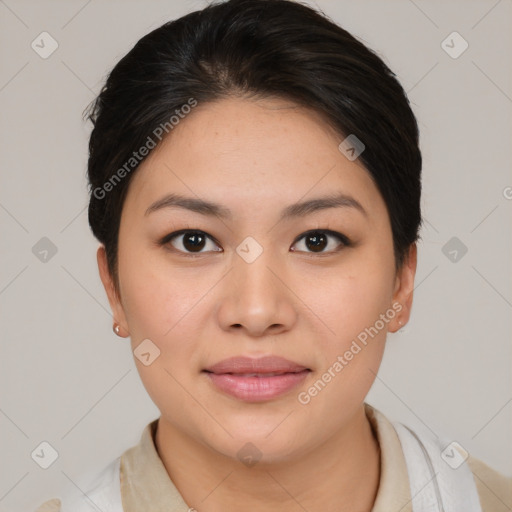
[97,96,417,512]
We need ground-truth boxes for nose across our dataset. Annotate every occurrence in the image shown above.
[216,249,298,338]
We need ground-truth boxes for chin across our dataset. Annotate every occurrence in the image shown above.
[211,422,311,462]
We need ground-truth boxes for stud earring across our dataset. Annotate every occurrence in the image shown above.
[113,323,121,336]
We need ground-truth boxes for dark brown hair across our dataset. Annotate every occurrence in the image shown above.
[85,0,422,292]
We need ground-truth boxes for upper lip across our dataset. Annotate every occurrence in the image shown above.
[204,356,310,375]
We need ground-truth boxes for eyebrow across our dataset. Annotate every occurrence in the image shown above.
[144,192,367,220]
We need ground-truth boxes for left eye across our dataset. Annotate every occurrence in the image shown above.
[291,230,350,254]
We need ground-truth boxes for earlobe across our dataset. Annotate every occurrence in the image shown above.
[96,245,129,336]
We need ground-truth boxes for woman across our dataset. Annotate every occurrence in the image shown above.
[36,0,511,510]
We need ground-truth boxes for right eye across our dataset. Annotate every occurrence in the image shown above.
[160,230,223,255]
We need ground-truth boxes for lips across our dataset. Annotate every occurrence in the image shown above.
[203,356,311,402]
[203,355,310,375]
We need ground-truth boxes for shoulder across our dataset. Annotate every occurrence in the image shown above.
[467,454,512,512]
[34,498,61,512]
[34,457,123,512]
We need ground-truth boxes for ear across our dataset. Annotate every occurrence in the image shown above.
[97,245,129,337]
[388,243,417,333]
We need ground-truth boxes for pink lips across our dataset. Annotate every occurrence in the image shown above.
[203,356,311,402]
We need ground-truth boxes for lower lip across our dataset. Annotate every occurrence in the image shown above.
[204,370,310,402]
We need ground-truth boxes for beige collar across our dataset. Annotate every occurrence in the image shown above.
[120,403,412,512]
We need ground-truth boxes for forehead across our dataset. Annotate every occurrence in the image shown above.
[122,96,386,222]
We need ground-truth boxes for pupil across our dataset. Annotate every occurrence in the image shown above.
[183,232,205,252]
[306,233,327,252]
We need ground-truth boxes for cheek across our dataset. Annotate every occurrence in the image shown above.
[118,245,203,337]
[117,262,208,411]
[118,253,225,376]
[300,272,392,405]
[298,260,394,349]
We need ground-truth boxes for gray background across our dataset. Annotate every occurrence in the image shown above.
[0,0,511,510]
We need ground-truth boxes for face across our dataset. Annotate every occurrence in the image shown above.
[98,96,416,464]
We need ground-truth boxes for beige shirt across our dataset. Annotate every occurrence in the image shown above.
[36,403,512,511]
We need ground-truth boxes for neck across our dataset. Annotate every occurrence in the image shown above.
[155,404,381,512]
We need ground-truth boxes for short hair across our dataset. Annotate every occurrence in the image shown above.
[86,0,422,291]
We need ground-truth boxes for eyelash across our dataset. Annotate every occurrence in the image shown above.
[158,229,352,257]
